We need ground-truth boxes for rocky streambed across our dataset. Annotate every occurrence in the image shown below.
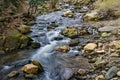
[0,3,120,80]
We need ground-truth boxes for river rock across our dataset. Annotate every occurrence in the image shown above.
[61,27,78,38]
[24,74,35,79]
[95,60,108,68]
[55,45,69,53]
[20,35,31,48]
[110,53,119,57]
[110,40,120,49]
[31,42,41,49]
[54,36,63,40]
[101,32,110,37]
[0,17,5,22]
[105,66,118,79]
[61,68,74,80]
[95,49,105,54]
[95,75,105,80]
[84,10,101,21]
[69,38,80,47]
[31,60,43,71]
[77,69,87,75]
[47,22,58,29]
[62,10,74,18]
[22,64,39,74]
[4,34,21,51]
[84,43,97,51]
[98,26,119,32]
[8,71,19,78]
[117,71,120,77]
[18,25,30,34]
[0,50,5,54]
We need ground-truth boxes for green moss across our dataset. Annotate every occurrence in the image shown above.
[32,60,43,71]
[0,17,5,22]
[62,27,78,38]
[20,35,30,48]
[18,25,30,34]
[31,42,41,49]
[4,35,20,51]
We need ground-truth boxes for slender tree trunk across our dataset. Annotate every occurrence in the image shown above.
[50,0,58,9]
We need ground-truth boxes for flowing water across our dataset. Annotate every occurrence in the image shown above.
[0,5,98,80]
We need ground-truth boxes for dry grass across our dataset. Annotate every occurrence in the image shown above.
[94,0,120,19]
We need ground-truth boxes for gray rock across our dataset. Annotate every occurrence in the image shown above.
[105,66,118,79]
[24,74,35,79]
[98,26,120,32]
[61,68,74,80]
[8,71,19,78]
[0,50,5,54]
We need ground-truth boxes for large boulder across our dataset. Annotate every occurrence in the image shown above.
[55,45,70,53]
[22,64,39,74]
[4,34,22,51]
[18,25,30,34]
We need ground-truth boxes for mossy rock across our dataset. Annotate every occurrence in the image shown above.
[84,10,102,21]
[28,21,35,26]
[47,23,58,29]
[0,17,5,22]
[20,35,31,48]
[31,42,41,49]
[5,29,20,36]
[4,34,21,51]
[55,45,70,53]
[31,60,43,71]
[18,25,30,34]
[61,27,78,38]
[0,37,5,48]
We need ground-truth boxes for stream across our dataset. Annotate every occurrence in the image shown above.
[0,5,99,80]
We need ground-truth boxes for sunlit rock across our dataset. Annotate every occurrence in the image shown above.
[84,43,97,51]
[22,64,39,74]
[55,45,70,53]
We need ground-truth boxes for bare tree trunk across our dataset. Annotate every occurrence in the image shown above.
[50,0,58,9]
